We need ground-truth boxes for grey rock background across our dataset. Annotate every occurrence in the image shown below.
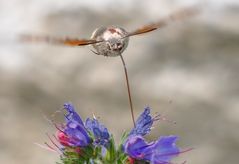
[0,0,239,164]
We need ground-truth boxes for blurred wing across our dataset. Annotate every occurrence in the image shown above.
[127,6,200,37]
[20,35,100,46]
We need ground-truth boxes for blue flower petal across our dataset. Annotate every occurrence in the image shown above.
[64,103,84,125]
[149,136,179,163]
[85,118,110,147]
[129,107,157,136]
[123,135,150,159]
[124,135,180,164]
[63,120,91,147]
[58,103,91,147]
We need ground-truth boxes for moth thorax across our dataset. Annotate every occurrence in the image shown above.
[91,26,129,57]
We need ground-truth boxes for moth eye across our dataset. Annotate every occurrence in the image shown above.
[118,46,123,51]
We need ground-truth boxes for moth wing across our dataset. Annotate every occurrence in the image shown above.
[20,35,101,46]
[127,6,200,37]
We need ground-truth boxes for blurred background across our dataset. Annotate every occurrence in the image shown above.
[0,0,239,164]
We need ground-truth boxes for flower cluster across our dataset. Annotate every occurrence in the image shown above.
[46,103,190,164]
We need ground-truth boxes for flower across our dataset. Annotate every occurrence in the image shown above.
[45,104,191,164]
[124,135,181,164]
[129,107,160,136]
[85,117,110,147]
[64,103,84,125]
[123,107,189,164]
[56,103,91,147]
[57,103,110,148]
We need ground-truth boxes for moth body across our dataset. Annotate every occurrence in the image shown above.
[91,26,129,57]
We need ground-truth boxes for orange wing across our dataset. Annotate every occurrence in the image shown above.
[127,6,200,37]
[20,34,101,46]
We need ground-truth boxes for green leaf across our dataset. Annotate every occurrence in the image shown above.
[119,131,129,145]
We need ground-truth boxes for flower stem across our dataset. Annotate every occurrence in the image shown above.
[120,54,136,127]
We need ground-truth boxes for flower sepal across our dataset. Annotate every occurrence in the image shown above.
[59,145,94,164]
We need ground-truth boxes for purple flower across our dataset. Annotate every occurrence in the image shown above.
[64,103,84,125]
[124,135,181,164]
[62,120,91,147]
[129,107,159,136]
[85,118,110,147]
[57,103,91,147]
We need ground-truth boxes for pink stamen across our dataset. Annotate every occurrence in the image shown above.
[128,157,135,164]
[154,113,176,125]
[44,142,58,152]
[46,133,61,151]
[54,123,65,134]
[34,142,57,153]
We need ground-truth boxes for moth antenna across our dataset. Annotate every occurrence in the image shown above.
[90,49,100,55]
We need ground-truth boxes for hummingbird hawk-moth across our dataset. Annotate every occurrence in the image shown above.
[21,7,199,57]
[21,6,199,126]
